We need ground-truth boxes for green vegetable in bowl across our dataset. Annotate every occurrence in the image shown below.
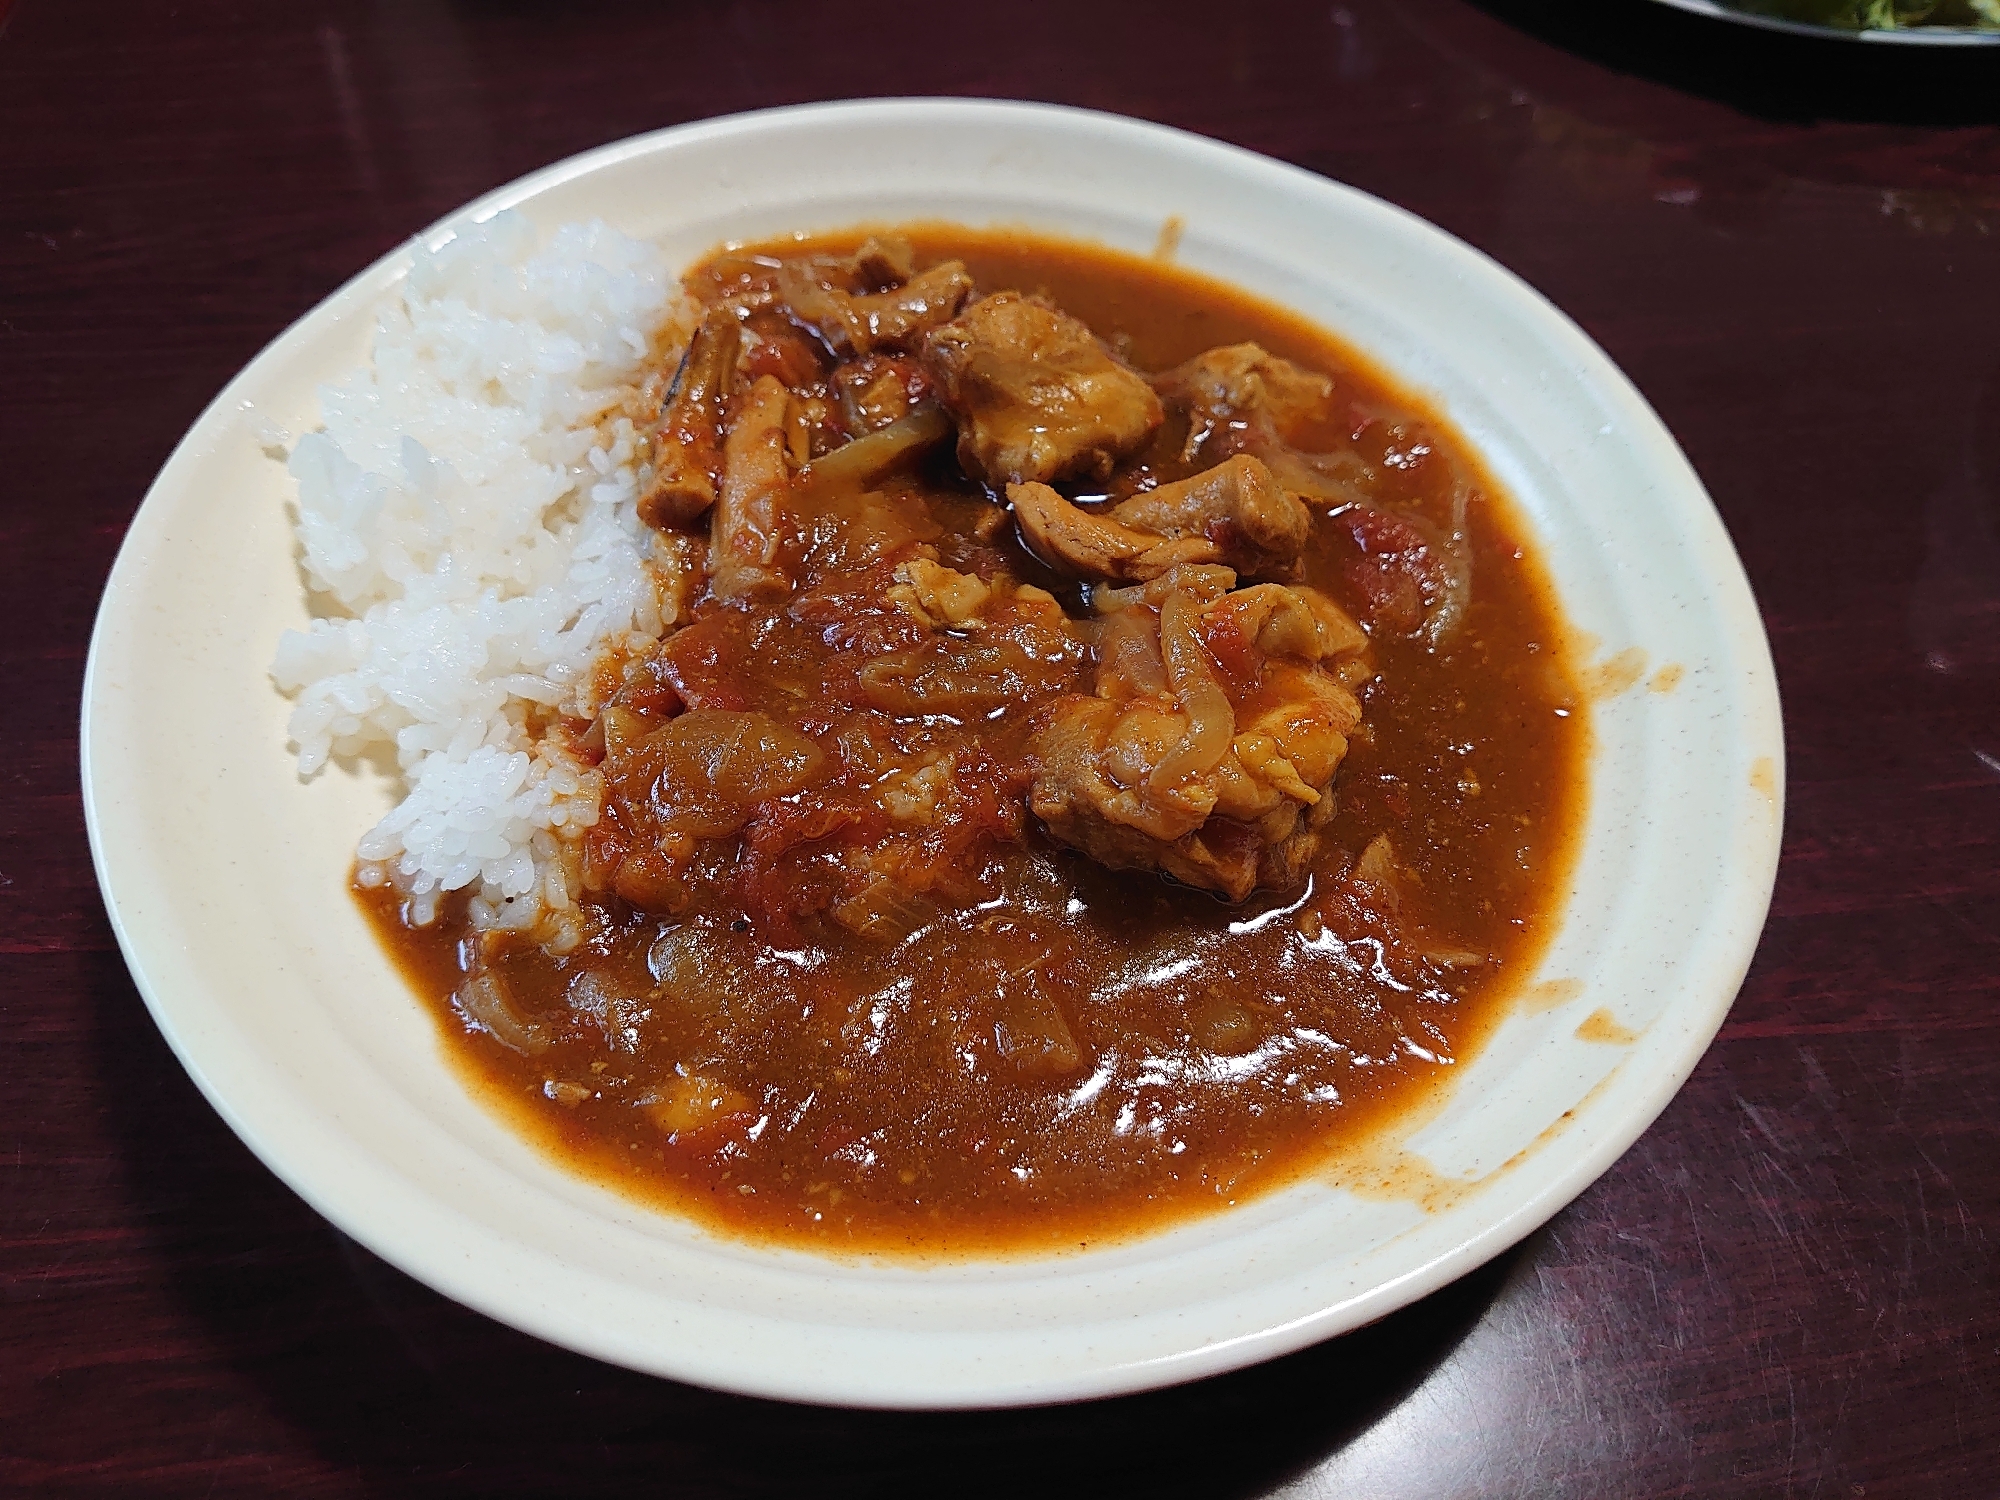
[1732,0,2000,28]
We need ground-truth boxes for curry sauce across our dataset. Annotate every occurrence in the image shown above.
[362,226,1588,1257]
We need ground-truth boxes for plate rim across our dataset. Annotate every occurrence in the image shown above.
[1643,0,2000,43]
[81,96,1787,1408]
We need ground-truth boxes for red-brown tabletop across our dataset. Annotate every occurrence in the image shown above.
[6,1,1997,1494]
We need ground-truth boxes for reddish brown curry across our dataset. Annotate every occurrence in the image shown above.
[363,226,1586,1257]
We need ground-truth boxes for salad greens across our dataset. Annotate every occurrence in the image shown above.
[1731,0,2000,28]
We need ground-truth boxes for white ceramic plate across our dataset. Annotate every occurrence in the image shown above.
[1646,0,2000,43]
[83,99,1783,1409]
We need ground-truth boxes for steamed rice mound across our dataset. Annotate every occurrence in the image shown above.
[271,213,696,941]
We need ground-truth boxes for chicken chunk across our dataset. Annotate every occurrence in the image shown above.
[856,569,1084,719]
[777,260,974,357]
[1159,342,1473,644]
[1114,455,1312,578]
[640,306,740,530]
[922,293,1164,486]
[710,375,793,603]
[1201,580,1370,665]
[1154,342,1333,442]
[1029,568,1369,901]
[833,355,929,434]
[1009,455,1311,583]
[841,235,918,290]
[1008,480,1217,582]
[1154,341,1368,504]
[887,557,992,632]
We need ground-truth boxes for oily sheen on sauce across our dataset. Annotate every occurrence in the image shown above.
[363,227,1588,1258]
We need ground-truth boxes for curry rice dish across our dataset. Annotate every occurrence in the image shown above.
[276,219,1587,1256]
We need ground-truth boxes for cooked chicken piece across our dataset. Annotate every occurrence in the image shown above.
[1200,580,1370,663]
[1154,342,1333,443]
[1009,480,1217,582]
[640,306,740,530]
[1029,568,1368,901]
[1155,341,1369,504]
[777,260,974,357]
[841,235,918,290]
[875,752,957,824]
[896,559,1062,639]
[887,557,991,632]
[1159,342,1473,644]
[922,293,1164,485]
[737,314,825,392]
[1091,562,1240,611]
[1113,455,1312,579]
[1350,831,1404,915]
[856,568,1083,718]
[833,355,928,433]
[850,261,975,348]
[1009,455,1311,583]
[710,374,793,603]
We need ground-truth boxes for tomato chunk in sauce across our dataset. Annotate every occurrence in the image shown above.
[364,225,1588,1258]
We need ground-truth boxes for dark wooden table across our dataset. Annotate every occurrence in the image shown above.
[7,0,1997,1493]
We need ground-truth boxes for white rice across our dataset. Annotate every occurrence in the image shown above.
[270,211,695,939]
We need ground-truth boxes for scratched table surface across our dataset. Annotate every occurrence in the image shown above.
[6,0,1997,1494]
